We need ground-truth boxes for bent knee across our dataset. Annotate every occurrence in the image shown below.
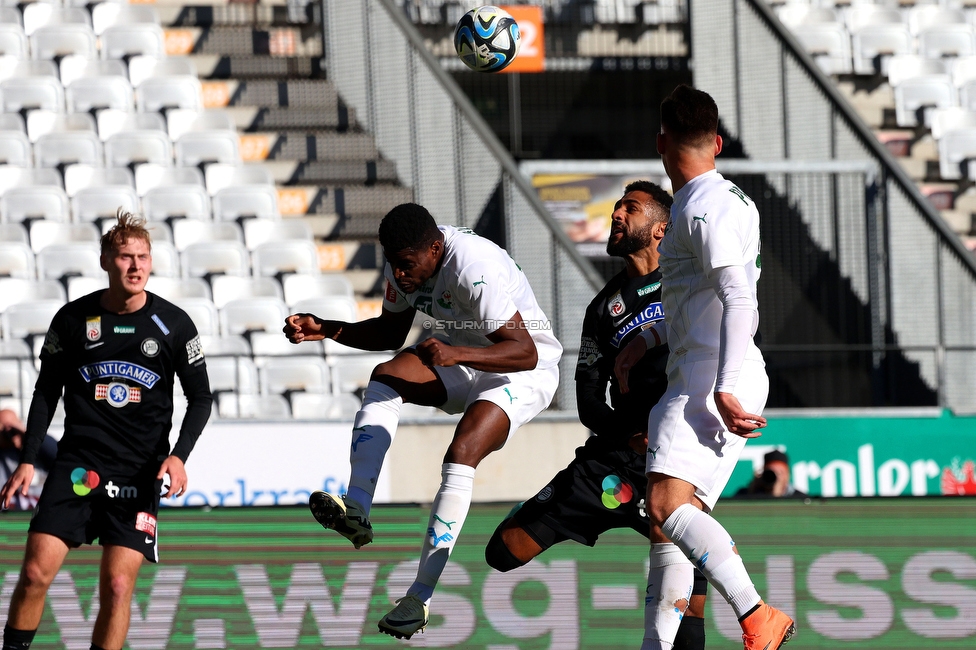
[485,529,527,573]
[19,561,56,592]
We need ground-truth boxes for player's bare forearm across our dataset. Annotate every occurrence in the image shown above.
[714,391,766,438]
[0,463,34,510]
[449,339,538,372]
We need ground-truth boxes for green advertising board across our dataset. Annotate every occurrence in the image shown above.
[721,410,976,498]
[2,501,975,648]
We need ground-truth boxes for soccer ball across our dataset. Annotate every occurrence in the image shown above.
[454,6,521,73]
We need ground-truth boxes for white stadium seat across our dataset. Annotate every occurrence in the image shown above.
[919,25,976,60]
[887,55,946,89]
[35,242,102,280]
[938,127,976,180]
[104,131,173,168]
[64,165,133,197]
[206,355,259,394]
[290,392,361,420]
[251,241,320,277]
[1,76,64,113]
[852,24,912,76]
[931,108,976,140]
[217,393,290,419]
[72,185,140,223]
[211,275,282,309]
[0,223,28,245]
[198,334,250,357]
[292,296,358,323]
[135,163,204,196]
[149,240,180,278]
[97,111,166,142]
[1,300,63,339]
[0,242,34,278]
[219,297,289,336]
[0,25,28,59]
[166,109,236,142]
[0,278,64,312]
[895,75,955,127]
[282,273,354,305]
[145,276,212,301]
[136,76,204,113]
[60,57,127,89]
[0,168,61,196]
[30,24,96,61]
[3,187,70,223]
[0,132,31,166]
[845,5,902,35]
[172,297,220,336]
[66,76,134,114]
[249,330,321,357]
[66,275,108,301]
[34,132,102,168]
[776,6,838,29]
[143,186,212,221]
[0,113,25,133]
[333,353,393,393]
[907,6,965,37]
[92,4,160,36]
[127,56,197,88]
[791,23,852,75]
[26,112,96,144]
[181,241,249,278]
[28,221,98,253]
[0,339,33,360]
[171,219,242,252]
[0,359,37,396]
[212,185,279,221]
[22,6,90,38]
[204,163,274,195]
[175,131,241,168]
[259,357,330,395]
[242,219,310,250]
[101,24,166,61]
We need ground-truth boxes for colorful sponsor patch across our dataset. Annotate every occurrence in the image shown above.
[637,282,661,297]
[114,325,136,334]
[136,512,157,537]
[86,317,101,341]
[601,475,633,509]
[70,467,100,496]
[95,383,141,408]
[610,302,664,348]
[385,280,397,304]
[79,361,161,388]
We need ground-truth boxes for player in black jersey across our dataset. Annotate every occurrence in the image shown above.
[485,182,708,650]
[0,212,213,650]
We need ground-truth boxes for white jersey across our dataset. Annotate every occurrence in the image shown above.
[658,169,763,367]
[382,225,563,370]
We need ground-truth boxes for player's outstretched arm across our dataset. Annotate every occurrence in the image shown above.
[283,307,415,351]
[0,463,33,510]
[416,311,538,372]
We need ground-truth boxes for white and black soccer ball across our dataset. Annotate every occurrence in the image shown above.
[454,6,521,73]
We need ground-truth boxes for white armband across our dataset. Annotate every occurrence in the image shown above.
[639,320,667,348]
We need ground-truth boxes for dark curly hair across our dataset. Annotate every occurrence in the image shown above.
[660,84,719,148]
[378,203,442,253]
[624,180,672,223]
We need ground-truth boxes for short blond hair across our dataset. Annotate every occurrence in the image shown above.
[100,208,152,255]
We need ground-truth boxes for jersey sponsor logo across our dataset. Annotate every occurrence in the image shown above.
[79,361,161,389]
[96,382,142,407]
[610,302,665,348]
[427,526,454,547]
[601,475,634,509]
[42,328,62,355]
[637,282,661,297]
[186,335,204,365]
[151,314,170,335]
[136,512,157,537]
[70,467,100,496]
[536,484,554,502]
[692,214,707,224]
[385,280,398,304]
[142,338,160,357]
[472,275,487,288]
[105,480,138,499]
[577,336,601,367]
[608,291,625,318]
[86,316,101,341]
[437,291,453,309]
[114,325,136,334]
[413,295,433,316]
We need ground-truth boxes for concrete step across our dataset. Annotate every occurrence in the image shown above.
[191,55,324,80]
[199,79,337,109]
[159,4,317,28]
[235,132,378,162]
[164,26,321,57]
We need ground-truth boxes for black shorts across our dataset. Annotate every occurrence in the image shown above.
[30,456,163,563]
[514,445,649,547]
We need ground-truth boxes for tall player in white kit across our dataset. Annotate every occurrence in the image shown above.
[282,203,562,640]
[615,86,795,650]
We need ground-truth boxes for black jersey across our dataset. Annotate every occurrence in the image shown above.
[20,291,213,469]
[575,268,669,452]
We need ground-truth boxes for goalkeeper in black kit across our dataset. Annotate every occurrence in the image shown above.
[485,182,708,650]
[0,211,213,650]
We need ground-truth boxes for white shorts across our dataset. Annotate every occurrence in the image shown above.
[434,363,559,440]
[646,358,769,510]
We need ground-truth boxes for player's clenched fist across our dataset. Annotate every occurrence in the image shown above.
[284,313,328,343]
[416,338,458,367]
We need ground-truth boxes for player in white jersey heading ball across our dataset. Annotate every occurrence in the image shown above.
[615,85,796,650]
[283,203,561,640]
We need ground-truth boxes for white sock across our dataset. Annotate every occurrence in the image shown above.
[641,543,695,650]
[407,463,476,604]
[345,381,402,514]
[661,504,760,619]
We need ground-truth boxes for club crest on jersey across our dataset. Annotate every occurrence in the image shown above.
[86,317,101,341]
[141,338,160,358]
[611,302,665,348]
[608,292,625,318]
[95,382,141,408]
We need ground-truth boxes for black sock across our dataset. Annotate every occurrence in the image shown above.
[90,645,108,650]
[673,616,705,650]
[2,624,36,650]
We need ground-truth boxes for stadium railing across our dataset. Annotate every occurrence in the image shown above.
[692,0,976,413]
[320,0,605,412]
